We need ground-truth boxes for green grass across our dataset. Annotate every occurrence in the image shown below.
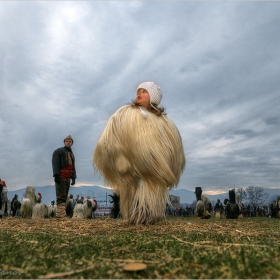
[0,216,279,279]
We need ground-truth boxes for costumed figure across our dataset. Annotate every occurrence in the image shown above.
[276,196,280,218]
[0,179,3,219]
[93,82,185,225]
[72,199,96,219]
[11,194,21,217]
[66,194,76,218]
[48,200,57,218]
[109,193,120,219]
[20,186,37,218]
[194,187,212,219]
[225,189,240,219]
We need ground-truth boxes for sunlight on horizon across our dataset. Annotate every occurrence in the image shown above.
[72,183,112,190]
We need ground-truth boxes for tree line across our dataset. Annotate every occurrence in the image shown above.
[187,186,277,210]
[236,186,270,207]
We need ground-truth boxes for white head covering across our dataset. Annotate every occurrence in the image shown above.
[136,82,162,105]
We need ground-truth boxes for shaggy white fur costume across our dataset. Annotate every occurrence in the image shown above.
[32,203,49,219]
[20,186,38,218]
[196,195,212,219]
[48,204,57,218]
[73,199,96,219]
[93,105,185,225]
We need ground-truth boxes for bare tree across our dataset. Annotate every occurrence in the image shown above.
[245,186,269,207]
[236,187,247,204]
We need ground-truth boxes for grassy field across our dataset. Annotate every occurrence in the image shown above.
[0,216,279,279]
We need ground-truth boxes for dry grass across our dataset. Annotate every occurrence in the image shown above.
[0,216,280,279]
[1,216,276,236]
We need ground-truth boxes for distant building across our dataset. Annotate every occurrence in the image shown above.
[170,194,180,209]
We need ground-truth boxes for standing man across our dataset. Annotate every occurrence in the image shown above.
[52,135,77,218]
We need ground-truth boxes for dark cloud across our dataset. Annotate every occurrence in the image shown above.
[266,117,280,127]
[0,1,280,193]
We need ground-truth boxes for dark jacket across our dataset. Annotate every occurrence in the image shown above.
[52,147,76,179]
[214,202,223,210]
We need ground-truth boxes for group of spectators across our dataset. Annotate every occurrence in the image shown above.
[235,203,278,218]
[166,198,279,218]
[166,205,195,217]
[67,194,98,206]
[1,192,100,218]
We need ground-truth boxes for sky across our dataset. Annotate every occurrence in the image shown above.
[1,1,280,194]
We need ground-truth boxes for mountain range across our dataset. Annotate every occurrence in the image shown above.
[6,185,280,206]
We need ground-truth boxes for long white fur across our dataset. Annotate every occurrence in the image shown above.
[215,208,222,219]
[195,194,211,219]
[195,200,205,218]
[20,199,32,218]
[32,203,49,219]
[73,199,96,219]
[93,105,185,224]
[48,204,57,218]
[20,186,38,218]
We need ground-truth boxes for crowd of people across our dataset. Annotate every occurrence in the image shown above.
[0,188,100,218]
[1,190,279,219]
[166,198,279,219]
[166,205,195,217]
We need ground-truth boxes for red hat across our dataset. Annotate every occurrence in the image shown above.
[38,193,42,198]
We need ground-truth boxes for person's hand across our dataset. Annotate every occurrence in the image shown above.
[54,175,60,184]
[71,178,75,185]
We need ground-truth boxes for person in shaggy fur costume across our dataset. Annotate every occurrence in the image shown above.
[93,82,185,225]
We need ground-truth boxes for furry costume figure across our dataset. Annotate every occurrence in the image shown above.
[73,199,96,219]
[109,193,120,219]
[226,189,241,219]
[20,186,38,218]
[66,198,76,218]
[12,197,21,216]
[32,202,49,219]
[48,201,57,218]
[93,83,185,225]
[194,187,212,219]
[224,190,243,219]
[276,197,280,218]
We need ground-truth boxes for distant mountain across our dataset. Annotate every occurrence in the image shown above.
[169,189,227,205]
[7,185,280,206]
[169,189,197,204]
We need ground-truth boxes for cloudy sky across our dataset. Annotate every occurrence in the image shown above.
[1,1,280,194]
